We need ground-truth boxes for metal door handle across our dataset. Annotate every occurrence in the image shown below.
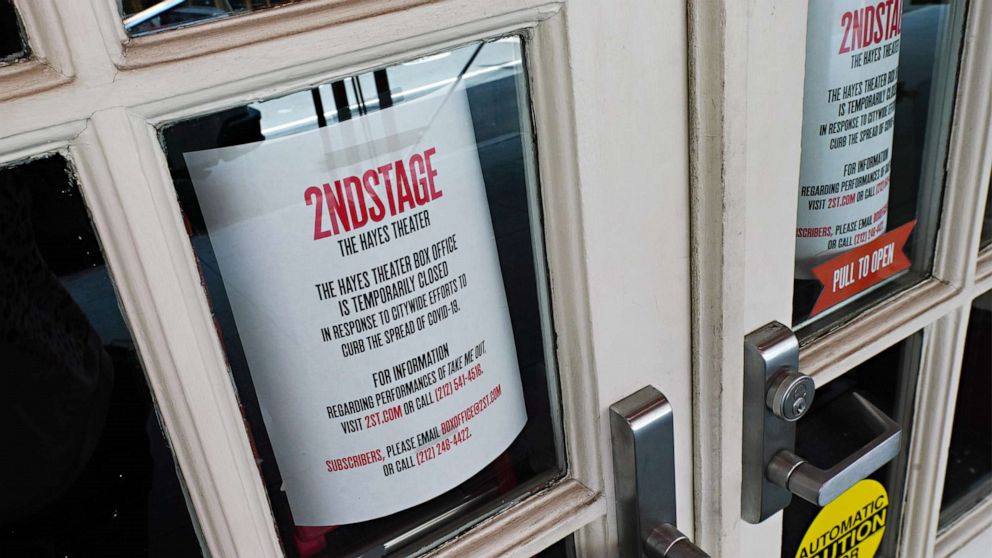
[611,386,711,558]
[644,523,711,558]
[742,322,903,523]
[766,392,901,506]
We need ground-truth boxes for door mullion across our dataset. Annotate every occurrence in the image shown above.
[71,108,283,558]
[898,309,971,558]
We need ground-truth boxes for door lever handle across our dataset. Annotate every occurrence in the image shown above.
[644,523,711,558]
[742,322,903,523]
[611,386,711,558]
[766,392,901,506]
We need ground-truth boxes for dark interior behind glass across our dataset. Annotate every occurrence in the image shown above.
[1,0,27,62]
[0,156,202,557]
[939,292,992,529]
[782,333,922,558]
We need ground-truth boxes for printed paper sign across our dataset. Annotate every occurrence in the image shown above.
[809,220,914,316]
[797,0,903,278]
[794,479,888,558]
[184,87,527,526]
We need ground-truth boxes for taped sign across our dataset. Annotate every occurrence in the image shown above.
[795,479,888,558]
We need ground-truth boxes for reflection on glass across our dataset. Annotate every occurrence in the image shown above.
[793,1,966,338]
[1,0,27,62]
[781,333,922,558]
[939,291,992,529]
[981,184,992,250]
[161,37,563,556]
[122,0,302,36]
[0,156,203,556]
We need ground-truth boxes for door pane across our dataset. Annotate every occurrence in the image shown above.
[0,155,203,556]
[537,535,576,557]
[939,291,992,529]
[782,332,922,558]
[0,0,27,62]
[981,183,991,251]
[793,1,967,338]
[159,37,564,556]
[121,0,301,36]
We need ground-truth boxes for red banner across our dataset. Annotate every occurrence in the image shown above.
[810,221,916,316]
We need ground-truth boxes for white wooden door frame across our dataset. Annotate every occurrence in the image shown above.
[687,1,992,557]
[0,1,695,556]
[4,1,991,556]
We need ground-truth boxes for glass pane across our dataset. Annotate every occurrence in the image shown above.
[0,0,27,62]
[0,155,203,556]
[160,37,563,556]
[122,0,303,36]
[939,291,992,529]
[781,332,922,558]
[793,1,967,337]
[981,183,992,251]
[537,535,576,557]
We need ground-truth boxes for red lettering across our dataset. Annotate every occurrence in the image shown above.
[424,147,442,200]
[304,147,444,240]
[409,153,430,205]
[305,186,332,240]
[839,1,901,55]
[839,12,853,54]
[393,159,416,213]
[362,169,386,221]
[343,175,368,228]
[323,181,352,235]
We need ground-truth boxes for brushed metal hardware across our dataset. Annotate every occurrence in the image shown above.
[611,386,711,558]
[742,321,902,523]
[644,523,710,558]
[765,392,901,506]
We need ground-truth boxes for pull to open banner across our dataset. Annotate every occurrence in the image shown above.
[810,220,915,316]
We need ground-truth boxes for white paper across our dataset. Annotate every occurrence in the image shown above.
[797,0,903,277]
[184,87,527,526]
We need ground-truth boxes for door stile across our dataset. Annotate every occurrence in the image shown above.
[688,1,808,556]
[558,0,696,554]
[71,109,284,557]
[687,0,752,555]
[933,0,992,287]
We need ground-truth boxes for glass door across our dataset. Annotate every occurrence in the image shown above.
[694,1,992,557]
[0,1,696,556]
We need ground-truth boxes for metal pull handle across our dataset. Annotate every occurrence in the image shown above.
[766,392,901,506]
[742,322,903,523]
[611,386,711,558]
[644,523,711,558]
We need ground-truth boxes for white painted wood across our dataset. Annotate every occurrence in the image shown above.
[72,109,283,557]
[898,310,969,558]
[978,250,992,285]
[538,2,695,555]
[2,0,991,555]
[933,0,992,288]
[688,1,806,556]
[936,499,992,558]
[428,480,604,557]
[0,1,697,556]
[945,527,992,558]
[801,280,959,387]
[0,0,74,101]
[687,1,992,556]
[9,0,75,77]
[686,1,749,555]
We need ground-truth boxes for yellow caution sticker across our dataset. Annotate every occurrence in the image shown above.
[795,479,888,558]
